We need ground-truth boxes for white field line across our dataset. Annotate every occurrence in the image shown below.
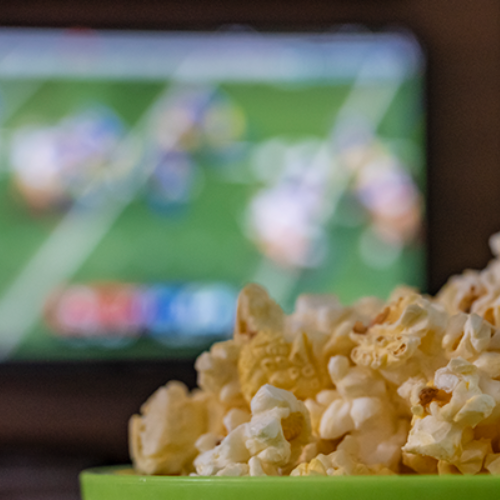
[251,58,407,305]
[0,84,214,358]
[1,81,42,123]
[0,81,44,176]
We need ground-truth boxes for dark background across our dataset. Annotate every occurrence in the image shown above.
[0,0,499,498]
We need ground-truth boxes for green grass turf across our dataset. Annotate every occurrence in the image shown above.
[0,78,426,360]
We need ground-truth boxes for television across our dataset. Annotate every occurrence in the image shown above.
[0,27,426,365]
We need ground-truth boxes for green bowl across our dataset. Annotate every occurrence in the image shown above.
[80,465,500,500]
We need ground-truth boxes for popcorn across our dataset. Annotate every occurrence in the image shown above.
[471,291,500,329]
[403,358,496,473]
[195,339,245,407]
[401,451,438,474]
[296,439,338,464]
[303,355,406,471]
[214,463,250,476]
[234,283,284,343]
[474,352,500,379]
[238,328,329,403]
[350,292,448,386]
[193,424,250,476]
[129,232,500,477]
[435,270,487,315]
[485,453,500,474]
[404,415,463,462]
[321,296,385,360]
[436,234,500,318]
[286,294,348,336]
[223,408,251,433]
[129,381,216,475]
[286,294,352,362]
[397,376,428,410]
[336,417,409,472]
[319,399,354,440]
[193,384,311,476]
[290,445,395,476]
[247,384,311,465]
[195,433,222,454]
[442,313,493,361]
[456,439,492,475]
[434,358,495,426]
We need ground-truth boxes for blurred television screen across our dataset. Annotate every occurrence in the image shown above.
[0,28,426,361]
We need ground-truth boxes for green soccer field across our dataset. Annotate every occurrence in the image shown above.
[0,76,425,361]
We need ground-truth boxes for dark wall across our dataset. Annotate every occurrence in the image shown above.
[0,0,499,461]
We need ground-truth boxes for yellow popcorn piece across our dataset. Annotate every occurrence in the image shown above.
[327,356,387,400]
[129,381,215,475]
[296,439,339,465]
[195,433,223,454]
[404,358,496,473]
[431,438,492,476]
[337,421,409,472]
[286,294,347,336]
[434,359,495,426]
[194,384,311,476]
[288,293,383,332]
[247,384,311,469]
[223,408,251,433]
[215,463,250,476]
[322,321,359,361]
[454,438,492,475]
[194,424,250,476]
[485,453,500,474]
[290,448,395,477]
[436,270,487,315]
[397,376,428,410]
[437,461,461,475]
[304,355,407,471]
[319,399,354,440]
[195,339,246,407]
[442,313,493,361]
[238,328,329,403]
[435,233,500,317]
[320,296,385,361]
[404,416,463,462]
[474,422,500,448]
[291,455,329,476]
[474,351,500,379]
[286,294,383,352]
[470,291,500,326]
[234,283,284,343]
[350,293,448,386]
[304,399,326,436]
[402,451,438,474]
[286,294,353,364]
[353,295,387,320]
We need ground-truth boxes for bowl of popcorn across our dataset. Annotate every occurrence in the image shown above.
[80,234,500,499]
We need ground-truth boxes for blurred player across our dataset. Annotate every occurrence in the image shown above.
[10,105,125,212]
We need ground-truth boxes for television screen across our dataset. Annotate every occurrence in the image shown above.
[0,27,426,361]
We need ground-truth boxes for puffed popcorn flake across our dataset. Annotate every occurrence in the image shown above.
[129,232,500,477]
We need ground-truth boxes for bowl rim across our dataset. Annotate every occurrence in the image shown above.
[80,464,500,482]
